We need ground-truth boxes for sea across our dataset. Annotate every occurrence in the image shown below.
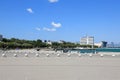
[96,48,120,52]
[71,48,120,53]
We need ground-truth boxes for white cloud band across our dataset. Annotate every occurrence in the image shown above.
[48,0,59,3]
[36,27,41,31]
[43,27,56,32]
[27,8,34,13]
[51,21,61,28]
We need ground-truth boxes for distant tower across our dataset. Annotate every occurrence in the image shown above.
[101,41,107,48]
[119,42,120,48]
[0,34,3,41]
[111,42,114,48]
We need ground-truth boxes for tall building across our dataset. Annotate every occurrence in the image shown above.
[101,41,107,48]
[110,42,114,48]
[80,36,94,45]
[0,34,3,41]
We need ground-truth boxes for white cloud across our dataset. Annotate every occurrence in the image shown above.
[43,27,56,32]
[36,27,41,31]
[48,0,59,3]
[27,8,34,13]
[51,21,61,28]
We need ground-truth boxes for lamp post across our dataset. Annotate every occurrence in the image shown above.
[92,37,94,49]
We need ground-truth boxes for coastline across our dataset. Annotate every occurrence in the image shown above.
[1,49,120,56]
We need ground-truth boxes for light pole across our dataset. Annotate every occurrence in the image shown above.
[92,37,94,49]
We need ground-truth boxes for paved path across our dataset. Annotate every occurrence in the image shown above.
[0,56,120,80]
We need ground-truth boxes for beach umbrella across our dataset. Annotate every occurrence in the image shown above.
[100,54,104,57]
[67,54,71,57]
[112,54,115,57]
[57,54,60,57]
[13,54,17,57]
[25,54,28,57]
[89,54,92,57]
[2,54,6,57]
[35,54,39,57]
[78,54,82,57]
[46,54,49,57]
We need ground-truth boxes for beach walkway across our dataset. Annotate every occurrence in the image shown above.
[0,50,120,80]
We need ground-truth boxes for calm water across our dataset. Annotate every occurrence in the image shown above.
[96,48,120,52]
[71,48,120,53]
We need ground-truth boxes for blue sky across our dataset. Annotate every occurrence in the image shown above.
[0,0,120,43]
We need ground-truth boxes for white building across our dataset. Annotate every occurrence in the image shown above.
[94,43,102,48]
[47,40,52,45]
[58,40,65,44]
[80,36,94,45]
[94,41,108,48]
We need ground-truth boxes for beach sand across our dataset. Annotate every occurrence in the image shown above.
[0,49,120,80]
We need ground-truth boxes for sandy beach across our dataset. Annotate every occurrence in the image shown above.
[0,49,120,80]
